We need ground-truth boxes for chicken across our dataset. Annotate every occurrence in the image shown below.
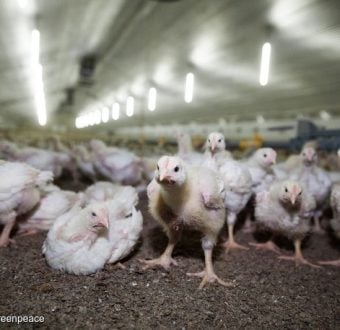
[241,148,277,232]
[318,183,340,266]
[219,160,252,252]
[244,148,277,194]
[204,132,233,170]
[83,181,139,208]
[90,139,142,186]
[140,156,231,289]
[0,161,53,246]
[272,154,301,180]
[43,192,143,275]
[0,140,69,178]
[176,132,205,166]
[290,147,332,233]
[18,185,81,235]
[253,180,318,267]
[73,145,96,181]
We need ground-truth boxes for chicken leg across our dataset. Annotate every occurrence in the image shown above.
[278,239,320,268]
[187,237,232,290]
[139,222,182,271]
[0,213,16,247]
[249,236,281,254]
[221,213,248,252]
[313,216,325,234]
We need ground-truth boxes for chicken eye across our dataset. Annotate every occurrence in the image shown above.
[125,213,133,218]
[284,188,288,193]
[91,212,97,217]
[174,166,179,172]
[218,139,221,143]
[157,164,159,170]
[298,191,302,195]
[263,154,267,158]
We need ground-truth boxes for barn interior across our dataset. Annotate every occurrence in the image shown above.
[0,0,340,328]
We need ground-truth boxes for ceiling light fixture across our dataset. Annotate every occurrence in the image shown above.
[18,0,28,9]
[126,96,134,117]
[148,87,157,111]
[102,107,109,123]
[112,103,120,120]
[31,29,47,126]
[259,42,271,86]
[259,24,274,87]
[31,29,40,67]
[33,64,46,126]
[185,72,194,103]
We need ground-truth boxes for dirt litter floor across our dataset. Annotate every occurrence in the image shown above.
[0,181,340,329]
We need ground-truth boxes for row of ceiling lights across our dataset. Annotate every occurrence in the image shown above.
[75,40,271,129]
[75,72,195,128]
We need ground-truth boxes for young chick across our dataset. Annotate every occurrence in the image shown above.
[43,196,143,274]
[176,132,205,166]
[244,148,277,194]
[73,145,96,181]
[242,148,277,232]
[90,139,142,186]
[204,132,233,170]
[290,147,332,233]
[0,161,53,247]
[254,180,318,267]
[141,156,230,289]
[43,203,111,275]
[319,183,340,266]
[219,160,252,252]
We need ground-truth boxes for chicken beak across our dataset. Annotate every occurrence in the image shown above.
[290,195,296,205]
[211,142,216,152]
[307,154,314,162]
[96,208,109,229]
[159,172,166,182]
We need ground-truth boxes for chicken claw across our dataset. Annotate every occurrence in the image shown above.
[0,238,16,248]
[139,255,178,271]
[221,240,249,252]
[249,241,281,254]
[278,255,321,268]
[187,270,233,290]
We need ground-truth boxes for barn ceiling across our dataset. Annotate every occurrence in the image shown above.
[0,0,340,130]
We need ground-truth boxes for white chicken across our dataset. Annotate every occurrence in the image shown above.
[73,144,96,181]
[43,191,143,275]
[318,183,340,266]
[141,156,231,289]
[18,185,81,235]
[0,161,53,246]
[219,160,252,252]
[244,148,277,194]
[176,132,204,166]
[241,147,277,232]
[290,147,332,233]
[0,140,69,178]
[254,180,318,267]
[90,139,142,186]
[204,132,233,170]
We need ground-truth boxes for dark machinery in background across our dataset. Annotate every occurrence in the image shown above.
[267,120,340,151]
[227,120,340,151]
